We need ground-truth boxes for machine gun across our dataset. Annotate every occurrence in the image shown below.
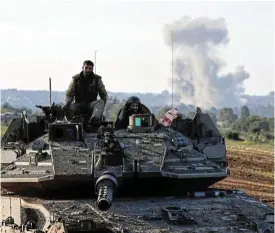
[95,124,124,168]
[36,103,64,123]
[35,105,51,115]
[97,124,122,153]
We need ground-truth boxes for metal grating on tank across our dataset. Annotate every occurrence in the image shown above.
[51,147,92,175]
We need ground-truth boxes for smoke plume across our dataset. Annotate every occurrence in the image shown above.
[164,16,250,108]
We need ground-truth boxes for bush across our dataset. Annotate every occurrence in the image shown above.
[245,132,274,143]
[225,131,240,140]
[232,116,274,134]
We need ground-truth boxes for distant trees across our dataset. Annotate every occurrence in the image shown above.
[1,102,32,115]
[104,96,126,122]
[249,104,274,118]
[213,105,274,142]
[230,115,274,142]
[240,106,250,119]
[2,102,13,109]
[232,116,272,133]
[218,108,238,127]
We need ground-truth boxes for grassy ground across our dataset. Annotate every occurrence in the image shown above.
[1,125,8,137]
[226,138,274,151]
[218,126,274,150]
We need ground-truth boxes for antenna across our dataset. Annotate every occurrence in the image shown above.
[171,30,174,108]
[94,50,97,74]
[49,77,52,106]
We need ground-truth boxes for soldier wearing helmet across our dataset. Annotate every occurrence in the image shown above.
[115,96,151,129]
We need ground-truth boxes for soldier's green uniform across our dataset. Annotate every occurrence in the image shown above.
[65,72,107,104]
[65,71,108,124]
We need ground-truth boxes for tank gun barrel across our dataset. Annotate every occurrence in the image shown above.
[95,172,118,211]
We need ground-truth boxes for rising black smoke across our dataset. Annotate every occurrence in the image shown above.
[164,16,250,108]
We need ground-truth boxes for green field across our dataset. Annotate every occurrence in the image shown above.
[226,138,274,151]
[1,125,8,137]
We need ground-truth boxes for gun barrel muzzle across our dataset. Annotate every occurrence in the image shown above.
[97,181,114,211]
[95,172,118,211]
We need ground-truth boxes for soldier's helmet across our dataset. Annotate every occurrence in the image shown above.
[126,96,141,105]
[126,96,141,112]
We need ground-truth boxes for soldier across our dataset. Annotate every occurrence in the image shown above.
[64,60,107,124]
[115,96,151,129]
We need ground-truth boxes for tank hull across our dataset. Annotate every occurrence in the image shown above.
[1,175,227,197]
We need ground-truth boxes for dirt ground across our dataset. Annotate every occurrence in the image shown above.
[212,142,274,207]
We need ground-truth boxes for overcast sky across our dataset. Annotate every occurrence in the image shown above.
[0,0,274,96]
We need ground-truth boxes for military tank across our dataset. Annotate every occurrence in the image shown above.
[1,102,274,233]
[1,102,228,196]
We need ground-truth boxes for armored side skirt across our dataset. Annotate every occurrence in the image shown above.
[1,174,227,197]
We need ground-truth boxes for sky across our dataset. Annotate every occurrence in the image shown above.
[0,0,274,96]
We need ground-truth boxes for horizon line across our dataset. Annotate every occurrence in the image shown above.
[1,88,274,97]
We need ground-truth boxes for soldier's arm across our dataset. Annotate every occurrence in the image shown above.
[65,78,76,104]
[98,78,108,104]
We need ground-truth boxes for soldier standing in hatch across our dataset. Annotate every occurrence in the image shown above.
[115,96,151,129]
[64,60,108,124]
